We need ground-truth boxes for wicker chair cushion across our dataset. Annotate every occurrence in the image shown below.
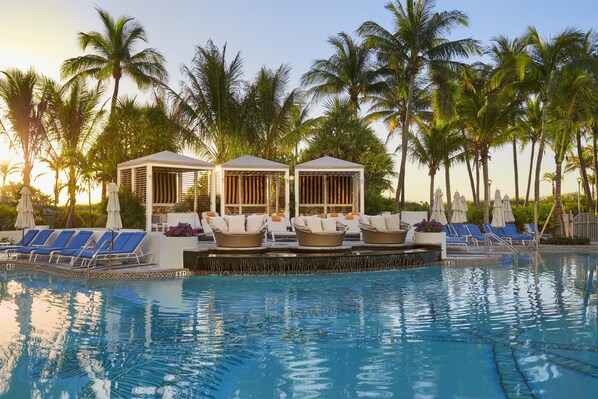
[322,218,337,232]
[305,217,323,232]
[247,215,265,232]
[384,214,401,230]
[370,215,387,231]
[209,216,228,233]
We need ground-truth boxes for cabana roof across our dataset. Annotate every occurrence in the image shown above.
[220,155,288,171]
[118,151,214,170]
[295,156,363,171]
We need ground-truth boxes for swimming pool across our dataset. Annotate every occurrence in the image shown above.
[0,253,596,398]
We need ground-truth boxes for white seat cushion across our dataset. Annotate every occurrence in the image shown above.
[384,214,401,230]
[247,215,265,232]
[209,216,228,233]
[370,215,387,231]
[293,217,306,227]
[305,217,323,232]
[267,216,287,232]
[359,214,370,225]
[321,218,337,232]
[227,215,246,233]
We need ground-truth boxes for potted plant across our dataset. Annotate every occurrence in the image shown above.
[413,219,446,258]
[160,222,198,268]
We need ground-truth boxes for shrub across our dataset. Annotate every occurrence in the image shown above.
[540,236,590,245]
[164,222,197,237]
[413,219,443,232]
[365,193,395,215]
[0,205,17,231]
[100,188,145,229]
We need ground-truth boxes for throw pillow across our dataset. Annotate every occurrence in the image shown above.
[385,214,401,230]
[227,215,246,233]
[322,218,337,232]
[246,215,265,232]
[305,217,324,232]
[370,215,387,231]
[209,216,228,233]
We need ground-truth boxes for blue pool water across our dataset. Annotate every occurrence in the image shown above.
[0,253,597,398]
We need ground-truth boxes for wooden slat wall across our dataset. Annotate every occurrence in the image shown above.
[243,176,265,204]
[153,171,177,204]
[226,175,238,204]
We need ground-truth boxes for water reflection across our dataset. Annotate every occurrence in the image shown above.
[0,253,597,398]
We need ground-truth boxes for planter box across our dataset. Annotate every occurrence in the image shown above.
[158,236,198,269]
[414,231,446,259]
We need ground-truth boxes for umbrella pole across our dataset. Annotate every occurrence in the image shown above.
[109,230,114,270]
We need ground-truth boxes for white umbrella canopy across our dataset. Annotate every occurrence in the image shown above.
[491,189,505,228]
[450,191,464,224]
[431,187,448,225]
[106,182,123,231]
[15,186,35,230]
[503,194,515,223]
[460,195,469,223]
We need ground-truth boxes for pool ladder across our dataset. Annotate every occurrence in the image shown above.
[484,232,518,265]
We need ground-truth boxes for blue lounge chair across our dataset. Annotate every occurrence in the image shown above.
[525,223,552,238]
[54,231,115,263]
[69,232,134,267]
[466,224,497,245]
[443,225,458,237]
[502,223,534,244]
[32,230,94,262]
[452,223,479,245]
[2,229,55,256]
[482,224,513,245]
[92,232,149,266]
[0,229,39,249]
[17,230,75,258]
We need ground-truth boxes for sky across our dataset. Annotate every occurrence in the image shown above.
[1,0,597,205]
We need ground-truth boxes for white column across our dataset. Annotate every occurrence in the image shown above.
[266,175,271,215]
[145,165,153,232]
[219,169,225,215]
[323,175,328,216]
[210,169,217,212]
[359,169,365,214]
[193,171,198,212]
[294,171,300,218]
[284,170,290,218]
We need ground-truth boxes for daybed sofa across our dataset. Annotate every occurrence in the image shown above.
[208,215,267,248]
[292,217,348,247]
[358,214,410,244]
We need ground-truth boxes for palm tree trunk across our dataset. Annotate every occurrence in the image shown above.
[429,171,435,217]
[512,137,520,206]
[524,140,536,206]
[482,152,490,224]
[23,153,31,187]
[395,73,416,212]
[554,161,564,237]
[533,103,549,242]
[576,129,593,211]
[110,75,121,115]
[475,158,480,206]
[66,164,77,228]
[465,155,476,206]
[594,125,598,213]
[445,164,452,222]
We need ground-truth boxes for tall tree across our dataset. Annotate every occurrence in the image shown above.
[61,7,167,114]
[174,41,245,163]
[515,97,542,206]
[301,32,379,112]
[0,68,48,188]
[245,65,315,160]
[45,78,104,227]
[515,27,583,238]
[359,0,479,211]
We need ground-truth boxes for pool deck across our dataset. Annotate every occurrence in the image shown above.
[3,239,594,279]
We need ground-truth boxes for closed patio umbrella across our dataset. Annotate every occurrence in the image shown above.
[460,195,469,223]
[503,194,515,223]
[431,187,448,225]
[450,191,464,224]
[106,182,122,268]
[491,189,505,228]
[15,187,35,237]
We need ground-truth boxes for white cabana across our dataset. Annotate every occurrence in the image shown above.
[117,151,216,232]
[218,155,289,216]
[294,156,364,217]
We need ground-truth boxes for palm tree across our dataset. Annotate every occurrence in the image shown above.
[301,32,379,112]
[548,66,595,236]
[40,148,66,207]
[359,0,479,211]
[457,63,515,223]
[245,65,315,160]
[0,159,20,202]
[515,97,542,206]
[515,26,583,238]
[0,68,48,188]
[61,7,167,115]
[174,40,245,163]
[45,78,104,227]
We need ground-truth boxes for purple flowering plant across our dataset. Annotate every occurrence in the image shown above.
[164,222,197,237]
[413,219,443,233]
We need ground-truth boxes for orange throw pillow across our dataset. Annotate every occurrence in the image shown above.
[345,214,354,220]
[271,215,282,222]
[206,211,216,217]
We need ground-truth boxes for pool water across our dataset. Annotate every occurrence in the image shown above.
[1,253,597,398]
